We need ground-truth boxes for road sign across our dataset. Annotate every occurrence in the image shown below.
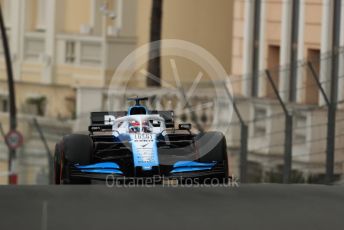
[5,130,23,150]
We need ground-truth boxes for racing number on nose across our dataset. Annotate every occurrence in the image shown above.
[135,133,152,140]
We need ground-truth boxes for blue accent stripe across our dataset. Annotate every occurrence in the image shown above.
[170,167,213,173]
[80,169,123,174]
[75,162,120,169]
[173,161,216,168]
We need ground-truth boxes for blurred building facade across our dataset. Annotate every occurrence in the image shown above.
[1,0,343,184]
[0,0,137,119]
[0,0,235,184]
[233,0,344,103]
[0,0,138,184]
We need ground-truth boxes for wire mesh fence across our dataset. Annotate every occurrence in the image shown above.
[227,47,344,184]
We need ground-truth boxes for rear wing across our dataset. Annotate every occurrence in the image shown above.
[150,110,174,128]
[89,111,127,134]
[89,110,175,133]
[90,111,127,125]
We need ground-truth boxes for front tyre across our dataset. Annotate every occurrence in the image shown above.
[54,134,93,184]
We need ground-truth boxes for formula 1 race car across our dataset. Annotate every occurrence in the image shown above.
[54,97,229,184]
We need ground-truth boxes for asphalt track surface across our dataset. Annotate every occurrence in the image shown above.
[0,184,343,230]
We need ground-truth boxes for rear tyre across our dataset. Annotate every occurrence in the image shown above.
[54,134,93,184]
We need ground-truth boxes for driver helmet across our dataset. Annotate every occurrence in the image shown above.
[129,121,140,133]
[141,120,152,133]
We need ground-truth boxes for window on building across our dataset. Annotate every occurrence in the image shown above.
[266,45,280,99]
[24,37,45,60]
[0,96,9,112]
[65,41,76,64]
[80,42,102,65]
[293,113,307,144]
[305,49,320,104]
[24,96,47,116]
[253,106,267,136]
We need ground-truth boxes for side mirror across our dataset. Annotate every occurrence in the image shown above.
[179,123,192,130]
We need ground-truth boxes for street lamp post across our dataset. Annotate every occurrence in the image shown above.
[147,0,163,87]
[0,4,18,184]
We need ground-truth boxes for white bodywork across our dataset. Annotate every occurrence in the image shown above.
[108,114,166,170]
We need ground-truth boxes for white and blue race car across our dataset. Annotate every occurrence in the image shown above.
[54,97,229,184]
